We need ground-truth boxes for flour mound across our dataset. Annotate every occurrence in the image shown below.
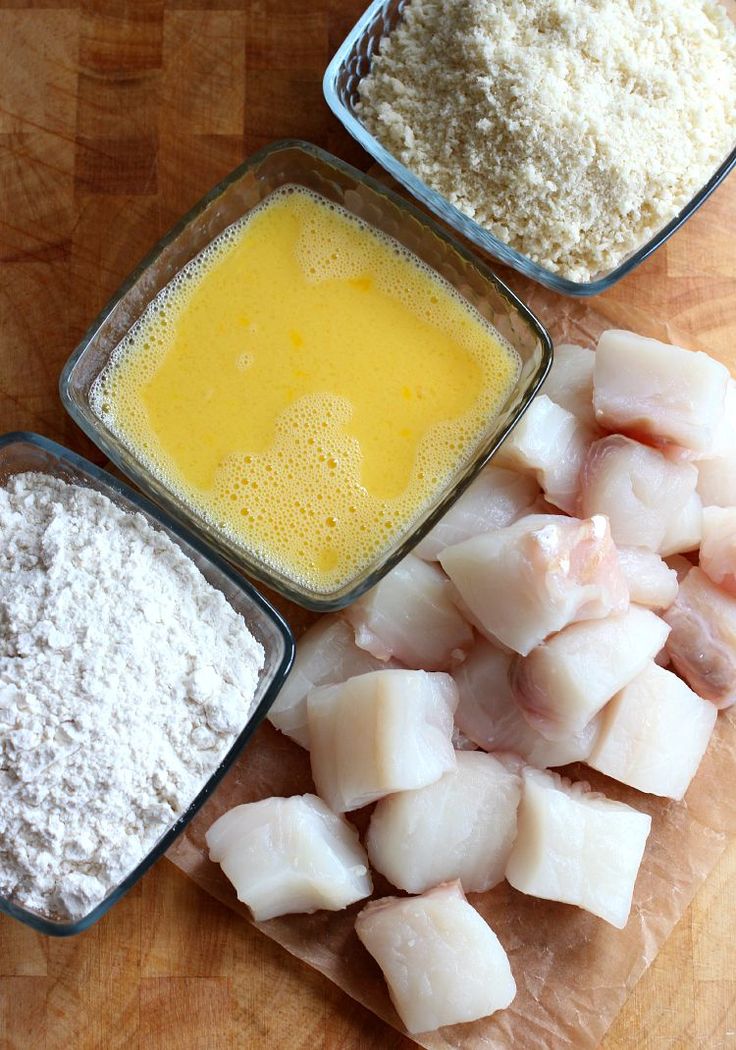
[0,473,265,920]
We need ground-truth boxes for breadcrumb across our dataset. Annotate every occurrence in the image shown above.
[357,0,736,281]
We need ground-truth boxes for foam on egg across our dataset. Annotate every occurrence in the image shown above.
[91,187,520,593]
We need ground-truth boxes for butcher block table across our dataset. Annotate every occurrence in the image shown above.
[1,2,736,1048]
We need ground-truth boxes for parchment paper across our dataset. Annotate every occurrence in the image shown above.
[167,283,736,1049]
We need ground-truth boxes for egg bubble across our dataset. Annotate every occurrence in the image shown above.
[89,185,521,594]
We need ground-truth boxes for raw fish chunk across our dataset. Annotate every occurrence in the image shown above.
[414,466,538,561]
[616,547,678,610]
[665,555,694,583]
[453,637,598,767]
[697,456,736,509]
[366,751,521,894]
[495,395,593,513]
[540,343,596,427]
[696,382,736,506]
[205,795,372,921]
[527,496,565,516]
[355,881,516,1033]
[581,435,701,555]
[588,662,716,799]
[661,490,702,555]
[439,514,628,656]
[267,616,391,749]
[308,669,457,812]
[346,554,473,671]
[700,506,736,596]
[506,768,651,928]
[664,567,736,709]
[512,606,670,739]
[593,329,728,453]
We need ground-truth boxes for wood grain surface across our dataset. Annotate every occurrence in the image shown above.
[1,2,736,1048]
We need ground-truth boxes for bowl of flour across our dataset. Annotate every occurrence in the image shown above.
[0,431,294,936]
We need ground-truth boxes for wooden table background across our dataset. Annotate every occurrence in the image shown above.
[1,2,736,1047]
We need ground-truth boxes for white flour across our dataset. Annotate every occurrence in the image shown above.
[0,472,265,920]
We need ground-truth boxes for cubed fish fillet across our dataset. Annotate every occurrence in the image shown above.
[696,381,736,506]
[414,465,538,561]
[366,751,521,894]
[267,616,391,749]
[512,606,670,739]
[439,514,628,656]
[615,547,678,610]
[205,795,372,921]
[540,343,596,428]
[664,566,736,709]
[700,506,736,596]
[307,669,457,812]
[494,395,593,513]
[697,455,736,509]
[453,636,598,767]
[581,435,701,555]
[355,881,516,1033]
[505,768,651,928]
[588,662,716,799]
[593,330,729,453]
[345,554,473,670]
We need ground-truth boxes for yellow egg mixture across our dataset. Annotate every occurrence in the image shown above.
[92,188,519,593]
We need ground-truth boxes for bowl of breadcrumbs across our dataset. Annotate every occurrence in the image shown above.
[324,0,736,295]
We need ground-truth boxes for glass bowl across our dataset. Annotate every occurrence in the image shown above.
[60,139,552,611]
[323,0,736,298]
[0,431,294,937]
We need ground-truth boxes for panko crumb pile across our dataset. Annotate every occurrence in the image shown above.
[357,0,736,281]
[209,327,736,1035]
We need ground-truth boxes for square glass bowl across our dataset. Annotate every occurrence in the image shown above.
[60,139,552,611]
[0,432,294,937]
[323,0,736,297]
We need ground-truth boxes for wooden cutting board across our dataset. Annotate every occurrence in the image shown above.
[1,2,735,1048]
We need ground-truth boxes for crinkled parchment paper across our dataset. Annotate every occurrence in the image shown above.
[168,284,736,1049]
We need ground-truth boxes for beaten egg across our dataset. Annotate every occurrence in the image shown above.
[92,188,519,594]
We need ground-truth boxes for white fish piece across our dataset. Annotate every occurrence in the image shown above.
[413,465,538,562]
[494,394,593,513]
[587,662,717,800]
[205,795,372,921]
[447,587,515,649]
[506,768,651,928]
[307,669,457,812]
[664,566,736,709]
[439,513,628,656]
[355,881,516,1034]
[615,547,678,610]
[453,636,598,767]
[581,435,700,555]
[697,455,736,508]
[696,380,736,506]
[660,490,702,555]
[366,751,521,894]
[512,605,670,740]
[700,506,736,596]
[526,496,565,516]
[345,555,473,671]
[540,343,596,427]
[665,554,694,583]
[267,616,392,749]
[593,329,729,454]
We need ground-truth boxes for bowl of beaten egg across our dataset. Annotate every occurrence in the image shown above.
[60,140,551,609]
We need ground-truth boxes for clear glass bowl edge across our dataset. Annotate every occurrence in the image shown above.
[60,139,553,611]
[0,430,295,937]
